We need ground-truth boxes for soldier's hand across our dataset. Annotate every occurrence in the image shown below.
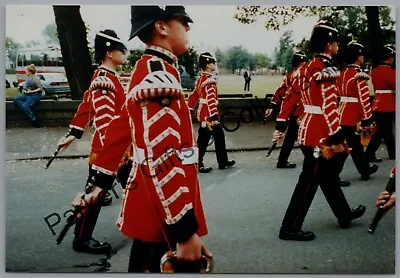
[272,130,285,144]
[57,134,76,153]
[205,121,214,130]
[264,108,273,120]
[331,143,345,153]
[71,186,104,218]
[176,234,212,262]
[376,191,396,210]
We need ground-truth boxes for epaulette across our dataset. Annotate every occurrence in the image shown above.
[316,66,340,82]
[200,76,217,89]
[89,73,116,93]
[127,70,183,102]
[354,71,369,80]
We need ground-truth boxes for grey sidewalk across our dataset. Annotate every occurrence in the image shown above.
[5,121,278,161]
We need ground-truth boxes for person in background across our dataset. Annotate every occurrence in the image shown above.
[336,41,379,181]
[264,51,308,169]
[273,20,366,241]
[188,52,236,173]
[13,64,43,128]
[57,29,129,254]
[365,44,396,162]
[243,67,251,91]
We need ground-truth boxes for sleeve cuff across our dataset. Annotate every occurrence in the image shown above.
[360,117,373,127]
[91,171,115,190]
[328,128,345,145]
[275,120,287,132]
[269,102,277,109]
[68,127,84,139]
[208,114,219,121]
[167,209,199,243]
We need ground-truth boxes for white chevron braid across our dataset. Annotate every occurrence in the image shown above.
[90,76,116,92]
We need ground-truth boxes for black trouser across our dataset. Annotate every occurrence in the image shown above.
[281,146,351,232]
[244,79,251,91]
[74,162,132,241]
[197,123,228,167]
[365,111,396,160]
[337,125,371,177]
[128,239,204,273]
[277,115,299,165]
[128,239,170,273]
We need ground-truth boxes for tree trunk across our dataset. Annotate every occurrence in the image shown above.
[53,6,93,99]
[365,6,383,68]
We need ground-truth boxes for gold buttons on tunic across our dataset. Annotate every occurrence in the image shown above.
[160,98,171,107]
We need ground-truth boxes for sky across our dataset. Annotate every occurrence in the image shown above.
[6,5,322,56]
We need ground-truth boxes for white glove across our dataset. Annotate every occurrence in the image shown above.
[264,108,274,119]
[272,130,285,144]
[57,134,76,153]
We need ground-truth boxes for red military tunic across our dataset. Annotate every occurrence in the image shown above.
[337,65,372,126]
[275,69,304,122]
[68,66,127,165]
[92,46,208,243]
[371,64,396,112]
[187,72,219,122]
[277,54,343,147]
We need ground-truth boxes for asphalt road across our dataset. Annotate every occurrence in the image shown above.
[5,148,395,274]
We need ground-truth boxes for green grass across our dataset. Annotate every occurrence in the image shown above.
[217,74,284,98]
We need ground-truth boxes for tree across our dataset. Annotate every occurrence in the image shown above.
[42,23,59,46]
[253,53,272,69]
[234,6,395,67]
[5,37,22,65]
[53,5,93,100]
[215,48,227,69]
[274,31,294,72]
[225,46,252,73]
[178,47,199,78]
[119,49,144,73]
[24,39,41,48]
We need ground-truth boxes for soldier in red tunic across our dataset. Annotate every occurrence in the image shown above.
[71,6,211,272]
[273,21,366,241]
[264,51,308,169]
[57,29,129,254]
[336,41,379,181]
[187,52,235,173]
[365,44,396,162]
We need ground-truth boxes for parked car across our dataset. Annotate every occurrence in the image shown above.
[178,65,196,91]
[18,72,71,96]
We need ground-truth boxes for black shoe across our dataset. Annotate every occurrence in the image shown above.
[219,160,236,169]
[338,205,366,228]
[32,119,41,128]
[277,162,296,169]
[339,179,351,187]
[198,166,212,173]
[279,229,315,241]
[368,156,382,163]
[101,191,112,206]
[72,237,111,254]
[361,164,379,181]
